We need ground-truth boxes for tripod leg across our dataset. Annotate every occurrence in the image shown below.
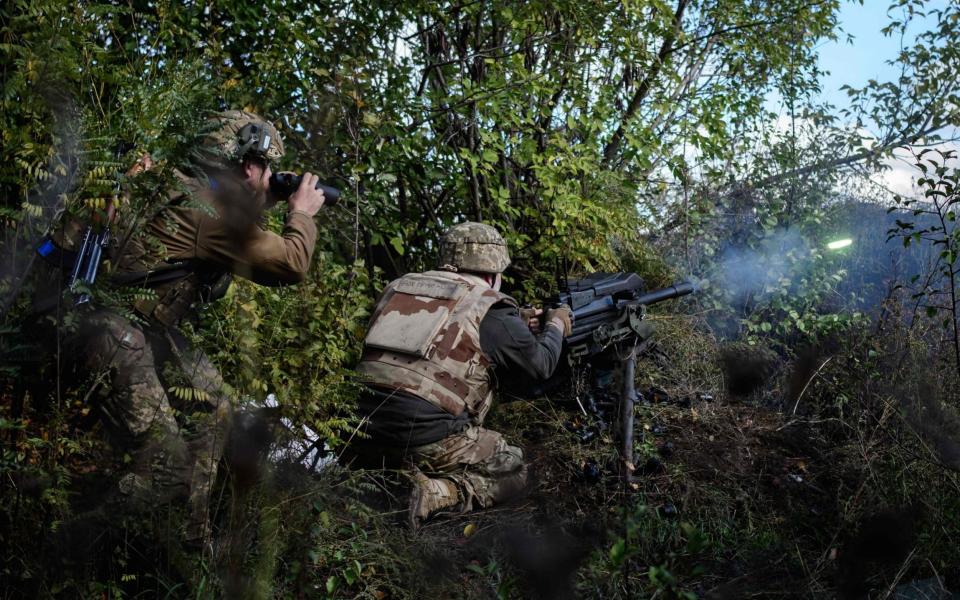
[620,349,637,483]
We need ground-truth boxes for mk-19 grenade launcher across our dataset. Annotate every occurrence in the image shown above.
[551,272,696,483]
[558,272,695,357]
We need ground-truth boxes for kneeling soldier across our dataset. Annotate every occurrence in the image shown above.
[350,222,572,528]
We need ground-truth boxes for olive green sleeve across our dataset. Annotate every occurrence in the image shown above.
[194,209,318,285]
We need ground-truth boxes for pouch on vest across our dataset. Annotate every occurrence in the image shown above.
[363,277,466,358]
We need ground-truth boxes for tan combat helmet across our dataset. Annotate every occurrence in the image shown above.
[201,110,284,164]
[439,222,511,274]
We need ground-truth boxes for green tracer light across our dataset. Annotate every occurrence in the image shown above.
[827,238,853,250]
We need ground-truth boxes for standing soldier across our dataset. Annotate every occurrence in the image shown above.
[349,222,573,528]
[75,111,327,546]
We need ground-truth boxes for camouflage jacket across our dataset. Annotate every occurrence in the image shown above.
[356,270,516,420]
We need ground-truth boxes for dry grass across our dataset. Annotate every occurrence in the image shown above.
[637,313,725,400]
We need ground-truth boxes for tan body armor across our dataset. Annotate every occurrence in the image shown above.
[356,270,516,420]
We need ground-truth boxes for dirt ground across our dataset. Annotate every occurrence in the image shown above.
[344,359,960,600]
[8,371,951,598]
[383,395,868,599]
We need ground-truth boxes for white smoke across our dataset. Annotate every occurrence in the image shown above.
[714,229,811,300]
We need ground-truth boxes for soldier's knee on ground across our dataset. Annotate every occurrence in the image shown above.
[463,439,528,509]
[485,438,525,474]
[488,461,528,505]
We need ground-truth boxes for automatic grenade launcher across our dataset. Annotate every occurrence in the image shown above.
[548,272,696,483]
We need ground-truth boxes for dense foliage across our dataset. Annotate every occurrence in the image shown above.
[2,0,960,597]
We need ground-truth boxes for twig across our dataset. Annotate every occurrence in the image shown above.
[926,559,946,593]
[791,356,834,415]
[878,547,917,600]
[775,417,848,433]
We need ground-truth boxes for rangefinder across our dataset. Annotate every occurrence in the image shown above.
[269,172,341,207]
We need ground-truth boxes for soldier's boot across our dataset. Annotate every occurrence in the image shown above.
[408,471,461,531]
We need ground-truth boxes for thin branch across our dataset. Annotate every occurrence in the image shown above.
[751,123,946,189]
[602,0,689,166]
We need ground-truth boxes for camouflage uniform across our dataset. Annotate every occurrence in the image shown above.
[396,424,527,512]
[73,112,317,542]
[78,311,231,541]
[353,223,566,522]
[356,269,527,511]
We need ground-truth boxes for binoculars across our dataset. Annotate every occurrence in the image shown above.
[269,172,341,207]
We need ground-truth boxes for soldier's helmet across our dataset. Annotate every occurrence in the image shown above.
[200,110,284,165]
[439,222,511,274]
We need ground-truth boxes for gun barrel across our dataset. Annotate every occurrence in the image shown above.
[634,281,695,306]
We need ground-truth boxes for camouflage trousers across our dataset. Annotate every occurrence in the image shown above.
[76,309,232,542]
[350,425,528,512]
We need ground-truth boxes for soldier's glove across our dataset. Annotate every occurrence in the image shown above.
[520,306,544,333]
[546,304,573,337]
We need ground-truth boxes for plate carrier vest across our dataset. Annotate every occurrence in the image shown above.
[356,270,515,420]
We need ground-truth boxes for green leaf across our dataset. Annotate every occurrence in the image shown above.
[389,236,405,256]
[465,563,487,575]
[609,538,626,566]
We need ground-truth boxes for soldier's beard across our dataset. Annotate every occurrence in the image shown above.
[255,188,272,211]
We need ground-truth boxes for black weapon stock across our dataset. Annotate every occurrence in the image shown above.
[549,272,695,482]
